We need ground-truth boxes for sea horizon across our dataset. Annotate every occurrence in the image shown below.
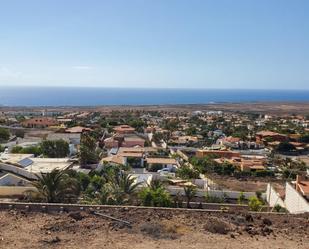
[1,86,309,107]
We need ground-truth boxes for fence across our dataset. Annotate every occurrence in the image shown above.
[166,186,256,199]
[0,201,251,213]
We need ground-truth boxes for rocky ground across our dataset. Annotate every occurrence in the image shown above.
[0,208,308,249]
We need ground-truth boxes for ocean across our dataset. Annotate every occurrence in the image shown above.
[0,87,309,106]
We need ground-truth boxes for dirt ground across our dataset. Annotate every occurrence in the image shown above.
[0,208,308,249]
[208,173,285,192]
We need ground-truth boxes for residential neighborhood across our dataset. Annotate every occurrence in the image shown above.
[1,107,308,214]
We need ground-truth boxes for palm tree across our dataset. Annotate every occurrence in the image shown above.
[118,173,141,195]
[99,172,141,205]
[32,169,79,203]
[148,179,163,190]
[183,185,197,208]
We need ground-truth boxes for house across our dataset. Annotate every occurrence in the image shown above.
[101,155,125,166]
[256,131,287,142]
[65,126,92,133]
[214,157,266,172]
[104,134,145,149]
[113,125,135,134]
[104,137,119,149]
[122,135,145,147]
[146,157,178,170]
[24,158,74,175]
[0,173,36,197]
[0,153,73,178]
[266,175,309,214]
[238,158,266,172]
[295,175,309,199]
[22,117,59,128]
[0,173,32,186]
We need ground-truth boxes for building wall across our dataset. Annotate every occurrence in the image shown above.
[265,184,285,208]
[122,140,145,147]
[285,182,309,214]
[0,186,37,197]
[166,186,256,199]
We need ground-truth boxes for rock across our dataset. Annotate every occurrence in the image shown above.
[262,218,272,226]
[245,214,254,223]
[43,236,61,244]
[262,226,273,235]
[68,212,84,221]
[235,216,246,225]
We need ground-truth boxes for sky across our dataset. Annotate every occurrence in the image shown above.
[0,0,308,89]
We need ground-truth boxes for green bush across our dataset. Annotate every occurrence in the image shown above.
[237,192,246,204]
[139,186,172,207]
[11,145,42,156]
[0,128,10,142]
[273,204,287,213]
[248,196,263,211]
[176,166,199,179]
[40,139,69,158]
[204,193,224,203]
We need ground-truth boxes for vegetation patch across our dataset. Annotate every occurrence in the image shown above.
[140,220,188,239]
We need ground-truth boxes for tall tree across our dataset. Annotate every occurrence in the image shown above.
[80,134,99,166]
[0,128,10,142]
[40,139,69,158]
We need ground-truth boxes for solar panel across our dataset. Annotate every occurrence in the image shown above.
[18,158,33,168]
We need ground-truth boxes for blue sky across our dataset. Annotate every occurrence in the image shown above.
[0,0,308,89]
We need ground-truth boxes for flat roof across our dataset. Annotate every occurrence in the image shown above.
[0,153,34,164]
[146,157,177,165]
[23,158,73,174]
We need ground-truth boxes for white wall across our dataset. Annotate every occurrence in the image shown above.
[285,182,309,214]
[166,186,256,199]
[265,183,285,208]
[0,186,37,196]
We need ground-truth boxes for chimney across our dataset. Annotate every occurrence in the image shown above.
[296,175,301,192]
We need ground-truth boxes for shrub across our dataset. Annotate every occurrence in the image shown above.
[248,196,263,211]
[40,139,69,158]
[139,186,172,207]
[237,192,246,204]
[11,146,23,153]
[273,204,287,213]
[204,193,224,203]
[0,128,10,142]
[176,166,199,179]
